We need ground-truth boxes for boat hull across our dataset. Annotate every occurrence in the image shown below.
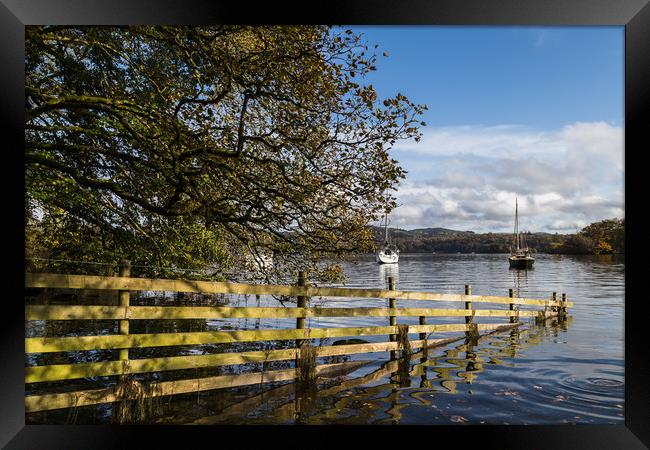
[509,256,534,269]
[376,251,399,264]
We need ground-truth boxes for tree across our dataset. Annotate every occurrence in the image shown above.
[560,234,594,254]
[594,239,613,255]
[25,26,426,281]
[579,218,624,254]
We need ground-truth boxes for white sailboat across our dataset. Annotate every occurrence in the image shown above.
[376,214,399,264]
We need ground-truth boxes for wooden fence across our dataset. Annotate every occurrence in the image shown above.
[24,266,572,414]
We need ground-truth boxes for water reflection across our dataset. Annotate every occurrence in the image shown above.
[36,311,616,426]
[378,263,399,288]
[185,317,582,425]
[511,268,528,298]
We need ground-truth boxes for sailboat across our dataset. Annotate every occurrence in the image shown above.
[376,214,399,264]
[508,198,535,269]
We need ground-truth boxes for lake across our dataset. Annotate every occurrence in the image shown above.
[25,253,625,425]
[318,253,626,425]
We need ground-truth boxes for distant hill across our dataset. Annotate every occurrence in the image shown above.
[371,225,511,253]
[408,227,475,236]
[371,226,471,237]
[369,218,624,254]
[377,228,550,253]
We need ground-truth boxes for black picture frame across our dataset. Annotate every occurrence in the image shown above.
[2,1,648,448]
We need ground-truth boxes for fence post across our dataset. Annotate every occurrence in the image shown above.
[388,276,397,360]
[464,284,472,325]
[296,271,307,349]
[419,315,426,343]
[551,292,558,316]
[465,284,477,341]
[560,293,568,320]
[509,288,516,323]
[117,260,131,370]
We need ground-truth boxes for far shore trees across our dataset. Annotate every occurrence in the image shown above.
[376,218,624,255]
[25,26,426,281]
[562,218,625,255]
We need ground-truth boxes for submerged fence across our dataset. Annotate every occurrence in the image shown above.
[24,263,572,414]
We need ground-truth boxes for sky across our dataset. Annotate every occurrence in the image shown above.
[349,26,624,233]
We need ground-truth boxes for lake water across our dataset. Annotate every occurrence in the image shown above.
[323,253,626,425]
[26,253,625,425]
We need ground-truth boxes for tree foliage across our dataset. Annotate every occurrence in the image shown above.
[576,218,624,254]
[25,26,426,280]
[381,228,563,254]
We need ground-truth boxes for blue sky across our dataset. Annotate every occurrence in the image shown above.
[349,26,624,233]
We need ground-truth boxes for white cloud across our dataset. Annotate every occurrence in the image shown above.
[387,122,623,232]
[394,124,567,160]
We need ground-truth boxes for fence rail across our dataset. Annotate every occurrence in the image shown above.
[26,305,547,321]
[24,269,571,414]
[26,273,572,307]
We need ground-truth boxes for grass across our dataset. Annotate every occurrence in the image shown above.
[112,375,163,424]
[465,323,480,346]
[391,325,413,387]
[396,324,412,358]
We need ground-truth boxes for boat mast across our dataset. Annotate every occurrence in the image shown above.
[513,198,520,253]
[516,198,520,251]
[383,214,389,245]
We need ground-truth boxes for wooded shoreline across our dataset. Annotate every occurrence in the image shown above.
[373,218,624,255]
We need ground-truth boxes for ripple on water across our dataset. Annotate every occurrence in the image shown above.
[559,376,624,399]
[516,374,626,422]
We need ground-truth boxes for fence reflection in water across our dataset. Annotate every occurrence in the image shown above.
[188,315,572,425]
